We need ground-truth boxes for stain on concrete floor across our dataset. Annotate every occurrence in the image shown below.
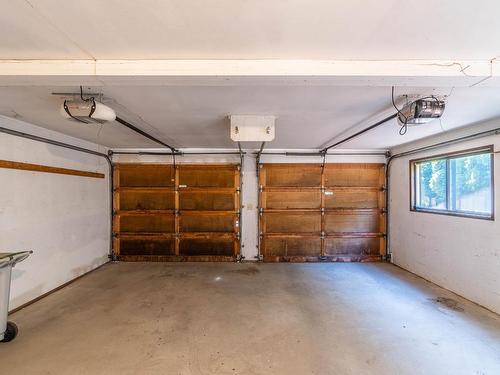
[432,296,465,312]
[227,266,260,275]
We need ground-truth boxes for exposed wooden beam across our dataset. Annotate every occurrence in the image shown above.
[0,59,498,87]
[0,159,105,178]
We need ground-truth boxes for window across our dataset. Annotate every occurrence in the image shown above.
[411,147,494,219]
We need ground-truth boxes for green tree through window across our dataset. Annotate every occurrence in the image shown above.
[414,149,493,217]
[418,159,446,208]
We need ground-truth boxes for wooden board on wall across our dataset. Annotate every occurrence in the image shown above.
[113,163,240,261]
[259,163,386,262]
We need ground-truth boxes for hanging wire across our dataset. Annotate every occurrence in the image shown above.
[391,86,408,136]
[438,118,446,132]
[80,86,92,101]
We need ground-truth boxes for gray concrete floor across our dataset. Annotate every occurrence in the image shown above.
[2,263,500,375]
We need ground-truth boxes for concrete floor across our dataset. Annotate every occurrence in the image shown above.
[2,263,500,375]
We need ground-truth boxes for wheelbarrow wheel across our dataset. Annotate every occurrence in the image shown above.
[1,321,18,343]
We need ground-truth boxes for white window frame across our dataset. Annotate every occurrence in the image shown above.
[410,146,495,220]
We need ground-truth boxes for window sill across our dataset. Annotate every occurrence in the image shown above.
[410,207,494,221]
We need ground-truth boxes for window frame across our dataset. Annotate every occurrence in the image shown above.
[409,145,495,220]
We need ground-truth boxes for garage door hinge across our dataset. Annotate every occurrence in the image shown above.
[380,186,387,192]
[380,208,387,214]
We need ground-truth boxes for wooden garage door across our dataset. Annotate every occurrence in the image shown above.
[113,164,241,261]
[259,163,386,262]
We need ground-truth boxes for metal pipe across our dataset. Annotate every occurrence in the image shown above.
[0,126,109,159]
[115,117,177,152]
[237,142,244,261]
[255,142,266,260]
[322,113,398,152]
[0,126,115,260]
[256,151,388,156]
[180,152,246,155]
[109,151,245,156]
[385,126,500,260]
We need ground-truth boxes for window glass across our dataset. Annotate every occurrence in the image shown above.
[416,159,447,210]
[412,149,493,219]
[450,154,492,215]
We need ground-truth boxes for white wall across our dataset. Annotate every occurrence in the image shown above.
[389,120,500,314]
[0,116,110,310]
[112,150,385,260]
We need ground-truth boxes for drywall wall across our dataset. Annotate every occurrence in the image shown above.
[0,116,110,310]
[389,120,500,314]
[112,150,385,260]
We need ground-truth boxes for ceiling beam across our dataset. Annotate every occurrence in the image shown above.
[0,59,498,87]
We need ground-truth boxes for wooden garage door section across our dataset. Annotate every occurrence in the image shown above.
[113,164,241,261]
[259,163,386,262]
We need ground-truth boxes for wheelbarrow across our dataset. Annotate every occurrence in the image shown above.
[0,251,32,342]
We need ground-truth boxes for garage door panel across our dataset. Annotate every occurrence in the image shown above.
[180,214,235,232]
[264,164,322,187]
[119,191,175,211]
[324,164,382,187]
[119,215,175,233]
[260,163,385,262]
[118,165,174,187]
[263,212,321,233]
[179,238,235,256]
[264,191,321,209]
[179,191,235,211]
[325,237,380,256]
[179,166,236,188]
[114,163,240,261]
[324,190,379,209]
[179,166,237,188]
[119,237,175,256]
[324,211,379,233]
[263,237,321,257]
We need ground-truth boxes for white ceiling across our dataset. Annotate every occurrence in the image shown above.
[1,85,500,150]
[2,0,500,60]
[2,1,500,150]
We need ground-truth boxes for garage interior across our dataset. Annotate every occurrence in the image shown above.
[1,1,500,374]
